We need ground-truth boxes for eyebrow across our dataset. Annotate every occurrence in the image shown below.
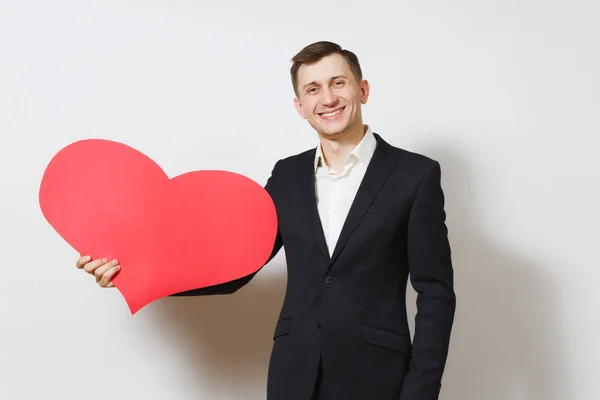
[302,75,348,90]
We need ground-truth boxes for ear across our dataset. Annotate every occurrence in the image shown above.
[294,97,306,119]
[359,79,370,104]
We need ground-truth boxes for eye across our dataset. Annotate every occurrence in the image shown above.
[333,80,344,86]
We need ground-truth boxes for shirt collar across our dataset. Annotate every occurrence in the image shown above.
[314,125,377,172]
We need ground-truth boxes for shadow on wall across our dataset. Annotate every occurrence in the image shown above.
[146,262,287,399]
[414,142,571,400]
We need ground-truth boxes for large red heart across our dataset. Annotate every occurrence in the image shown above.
[39,139,278,314]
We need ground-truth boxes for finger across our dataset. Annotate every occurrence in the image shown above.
[98,265,120,287]
[93,259,118,282]
[83,258,109,274]
[76,255,91,269]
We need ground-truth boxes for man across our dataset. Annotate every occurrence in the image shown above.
[76,41,456,400]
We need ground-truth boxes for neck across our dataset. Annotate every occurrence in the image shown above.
[319,123,367,173]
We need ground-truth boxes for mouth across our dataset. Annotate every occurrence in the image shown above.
[317,106,345,120]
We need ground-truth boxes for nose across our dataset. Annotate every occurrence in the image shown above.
[321,87,338,107]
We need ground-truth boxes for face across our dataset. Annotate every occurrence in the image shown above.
[294,53,370,139]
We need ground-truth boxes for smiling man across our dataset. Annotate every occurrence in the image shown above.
[76,41,456,400]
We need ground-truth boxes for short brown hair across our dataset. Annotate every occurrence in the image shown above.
[290,41,363,97]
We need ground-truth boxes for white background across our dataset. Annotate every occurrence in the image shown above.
[1,0,599,399]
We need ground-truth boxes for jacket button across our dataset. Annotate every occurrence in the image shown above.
[325,276,334,284]
[313,321,321,329]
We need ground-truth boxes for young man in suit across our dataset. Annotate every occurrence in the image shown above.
[76,41,456,400]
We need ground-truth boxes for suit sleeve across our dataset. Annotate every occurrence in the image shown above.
[399,160,456,400]
[170,161,284,297]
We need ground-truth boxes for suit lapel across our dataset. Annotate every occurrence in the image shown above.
[328,133,398,267]
[295,133,399,266]
[296,148,331,262]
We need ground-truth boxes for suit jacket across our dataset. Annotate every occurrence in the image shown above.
[175,132,456,400]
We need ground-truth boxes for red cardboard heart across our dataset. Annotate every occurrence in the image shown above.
[39,139,278,314]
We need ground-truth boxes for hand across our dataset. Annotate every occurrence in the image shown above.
[76,255,120,288]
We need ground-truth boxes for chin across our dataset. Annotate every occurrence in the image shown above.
[321,124,351,137]
[312,118,346,133]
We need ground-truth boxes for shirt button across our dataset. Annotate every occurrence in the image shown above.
[325,276,334,284]
[313,321,321,329]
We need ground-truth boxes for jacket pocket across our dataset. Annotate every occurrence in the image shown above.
[362,324,411,355]
[273,318,292,340]
[366,200,410,215]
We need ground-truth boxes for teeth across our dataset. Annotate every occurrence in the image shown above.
[321,109,341,117]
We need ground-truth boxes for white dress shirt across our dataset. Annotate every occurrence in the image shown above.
[314,125,377,256]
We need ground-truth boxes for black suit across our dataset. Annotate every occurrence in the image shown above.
[175,132,456,400]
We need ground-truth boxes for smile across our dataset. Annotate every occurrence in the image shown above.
[318,107,345,119]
